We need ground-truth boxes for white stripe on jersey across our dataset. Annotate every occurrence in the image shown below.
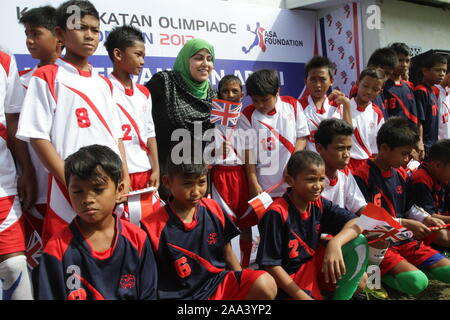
[237,96,309,197]
[435,84,450,139]
[109,73,154,174]
[300,95,342,153]
[0,195,22,232]
[349,97,384,160]
[321,169,367,214]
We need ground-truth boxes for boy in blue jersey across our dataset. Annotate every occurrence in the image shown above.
[256,150,369,300]
[415,53,448,156]
[140,156,277,300]
[354,117,450,296]
[38,145,157,300]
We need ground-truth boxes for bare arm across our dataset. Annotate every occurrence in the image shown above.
[147,137,160,189]
[30,138,65,185]
[117,138,130,200]
[264,265,313,300]
[244,149,263,198]
[294,137,307,152]
[223,243,242,271]
[6,113,37,210]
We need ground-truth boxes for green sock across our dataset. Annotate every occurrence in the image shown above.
[423,265,450,284]
[382,271,428,295]
[332,235,369,300]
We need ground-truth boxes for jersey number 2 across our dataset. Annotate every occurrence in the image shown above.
[174,256,191,278]
[288,239,299,258]
[122,124,132,141]
[75,108,91,128]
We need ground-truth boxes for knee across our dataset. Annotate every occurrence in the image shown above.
[253,272,277,300]
[396,271,429,295]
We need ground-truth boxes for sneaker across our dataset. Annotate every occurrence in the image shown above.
[352,291,369,300]
[363,286,389,300]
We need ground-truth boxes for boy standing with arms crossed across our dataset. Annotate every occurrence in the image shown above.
[16,0,130,244]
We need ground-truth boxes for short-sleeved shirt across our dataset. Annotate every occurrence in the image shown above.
[435,84,450,139]
[408,162,448,216]
[298,95,342,153]
[322,168,367,214]
[349,84,386,117]
[141,198,240,300]
[349,98,384,160]
[19,65,48,204]
[0,50,24,197]
[237,96,310,197]
[38,215,158,300]
[256,192,357,275]
[414,83,439,152]
[16,58,122,160]
[109,73,155,174]
[383,79,423,129]
[353,159,409,219]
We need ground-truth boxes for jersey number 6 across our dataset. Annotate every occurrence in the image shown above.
[174,256,191,278]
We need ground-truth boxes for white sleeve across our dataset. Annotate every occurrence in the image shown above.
[370,115,384,154]
[295,101,310,138]
[345,173,367,213]
[5,55,25,114]
[144,97,155,139]
[16,75,56,142]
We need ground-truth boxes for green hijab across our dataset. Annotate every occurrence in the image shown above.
[173,38,215,99]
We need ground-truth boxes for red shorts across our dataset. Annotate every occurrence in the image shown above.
[288,244,335,300]
[209,269,266,300]
[380,240,444,275]
[211,165,256,229]
[129,170,152,191]
[0,195,26,255]
[348,158,368,174]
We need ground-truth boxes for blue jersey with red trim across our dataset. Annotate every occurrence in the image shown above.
[256,191,357,275]
[384,79,423,129]
[38,216,158,300]
[140,197,240,300]
[408,162,449,215]
[414,84,439,152]
[353,159,410,218]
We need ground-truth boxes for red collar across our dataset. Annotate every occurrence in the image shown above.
[328,175,338,187]
[60,58,92,77]
[168,198,199,231]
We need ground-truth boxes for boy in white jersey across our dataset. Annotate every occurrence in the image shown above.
[16,0,130,245]
[0,49,34,299]
[299,56,352,153]
[104,25,159,191]
[348,68,385,173]
[436,56,450,139]
[210,75,255,268]
[18,5,63,250]
[237,69,310,200]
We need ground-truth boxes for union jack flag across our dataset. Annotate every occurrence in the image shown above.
[210,99,242,127]
[25,230,42,270]
[365,224,413,244]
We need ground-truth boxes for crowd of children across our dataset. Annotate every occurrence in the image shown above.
[0,0,449,300]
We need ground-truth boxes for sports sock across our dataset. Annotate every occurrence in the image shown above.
[0,255,34,300]
[423,265,450,284]
[332,235,369,300]
[240,239,252,268]
[382,270,428,295]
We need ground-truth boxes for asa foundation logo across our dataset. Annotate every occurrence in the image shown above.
[241,22,304,54]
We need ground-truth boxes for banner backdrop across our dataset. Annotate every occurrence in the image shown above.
[2,0,317,105]
[317,2,363,97]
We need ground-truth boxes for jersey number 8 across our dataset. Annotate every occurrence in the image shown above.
[75,108,91,128]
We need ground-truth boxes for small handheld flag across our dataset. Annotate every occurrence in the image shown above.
[123,187,165,226]
[210,99,242,127]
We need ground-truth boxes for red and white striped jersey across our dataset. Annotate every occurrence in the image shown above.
[435,84,450,139]
[19,65,48,204]
[299,95,342,153]
[321,168,366,214]
[109,73,155,174]
[349,97,384,160]
[0,50,24,197]
[17,58,122,160]
[237,96,310,197]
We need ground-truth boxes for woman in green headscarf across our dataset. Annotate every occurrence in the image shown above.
[145,38,216,200]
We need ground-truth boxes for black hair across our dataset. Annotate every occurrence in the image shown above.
[304,55,335,80]
[56,0,99,30]
[367,47,399,69]
[315,118,354,149]
[358,67,386,82]
[376,117,419,149]
[428,139,450,164]
[19,6,57,33]
[104,25,145,61]
[286,150,324,178]
[218,75,243,92]
[422,53,448,69]
[245,69,279,96]
[64,144,122,187]
[389,42,410,57]
[166,155,209,179]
